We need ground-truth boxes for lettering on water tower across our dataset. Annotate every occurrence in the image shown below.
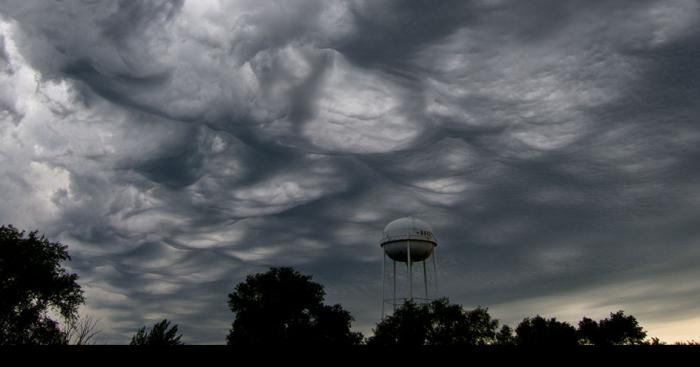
[416,230,433,239]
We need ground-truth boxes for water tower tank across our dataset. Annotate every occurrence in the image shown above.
[380,217,437,262]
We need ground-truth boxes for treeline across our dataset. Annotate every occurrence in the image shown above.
[369,300,650,346]
[1,224,698,345]
[123,268,659,346]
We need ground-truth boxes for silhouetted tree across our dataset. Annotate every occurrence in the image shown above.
[515,315,578,346]
[461,306,499,345]
[577,317,600,345]
[674,339,699,345]
[368,300,432,346]
[0,225,84,345]
[496,324,516,345]
[368,298,499,345]
[64,315,101,345]
[578,311,646,345]
[226,267,362,345]
[430,301,498,345]
[311,304,364,345]
[599,310,647,345]
[130,319,183,345]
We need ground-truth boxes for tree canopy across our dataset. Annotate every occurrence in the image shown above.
[130,319,183,345]
[496,324,516,345]
[0,225,84,345]
[368,300,431,345]
[515,315,578,346]
[368,298,499,345]
[577,311,647,345]
[226,267,362,345]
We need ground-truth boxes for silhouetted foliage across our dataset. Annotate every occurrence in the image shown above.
[226,267,362,345]
[434,302,498,345]
[577,311,646,345]
[577,317,600,345]
[64,315,101,345]
[368,300,431,346]
[515,315,578,346]
[130,319,183,345]
[496,324,516,345]
[0,225,84,345]
[674,339,700,345]
[599,311,647,345]
[368,298,499,345]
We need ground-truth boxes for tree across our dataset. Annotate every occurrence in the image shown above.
[311,304,364,345]
[130,319,183,345]
[368,300,432,346]
[0,225,84,345]
[64,314,101,345]
[496,324,516,345]
[577,317,600,345]
[428,301,498,345]
[226,267,362,345]
[578,311,646,345]
[674,339,699,345]
[460,306,499,345]
[368,298,499,346]
[515,315,578,346]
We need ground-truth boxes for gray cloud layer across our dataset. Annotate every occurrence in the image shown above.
[2,0,700,343]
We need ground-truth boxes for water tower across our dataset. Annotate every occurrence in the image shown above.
[380,217,439,318]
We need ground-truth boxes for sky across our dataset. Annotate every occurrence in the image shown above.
[1,0,700,344]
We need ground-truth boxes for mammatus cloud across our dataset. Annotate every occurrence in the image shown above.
[1,0,700,343]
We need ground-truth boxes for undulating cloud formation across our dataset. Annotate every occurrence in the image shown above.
[2,0,700,343]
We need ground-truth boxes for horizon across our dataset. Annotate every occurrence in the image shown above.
[1,0,699,344]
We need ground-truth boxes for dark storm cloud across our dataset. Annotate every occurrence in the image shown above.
[2,0,700,342]
[336,0,477,68]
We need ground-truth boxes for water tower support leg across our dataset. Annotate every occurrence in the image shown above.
[393,260,397,312]
[381,252,386,319]
[407,240,412,301]
[432,247,439,296]
[423,260,428,300]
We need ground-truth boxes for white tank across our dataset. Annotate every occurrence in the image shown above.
[380,217,437,263]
